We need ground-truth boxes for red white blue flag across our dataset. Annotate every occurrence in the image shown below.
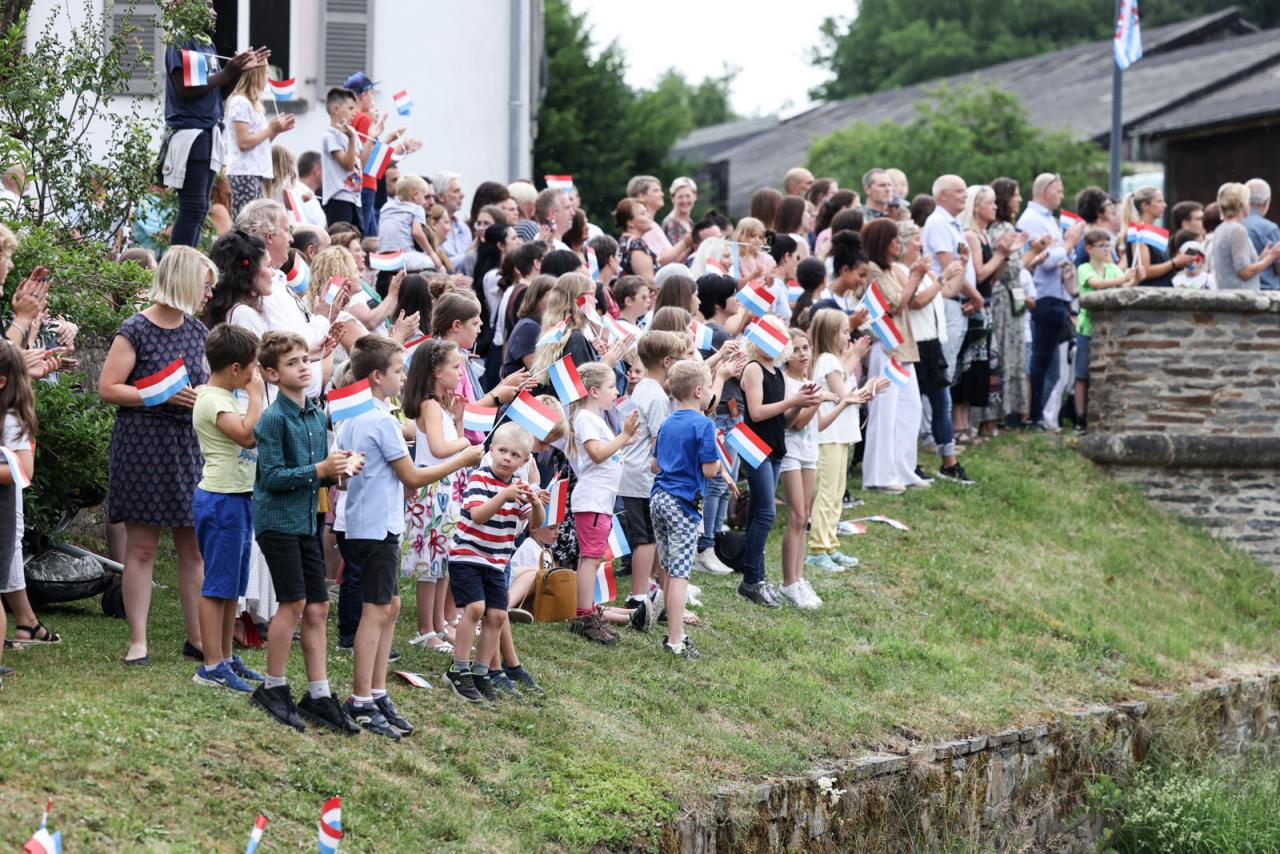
[181,49,209,86]
[604,524,631,561]
[593,562,616,604]
[267,78,295,100]
[393,89,413,115]
[462,403,498,434]
[402,334,429,368]
[362,141,394,181]
[786,280,804,304]
[738,283,774,318]
[714,430,734,473]
[689,319,714,351]
[576,294,601,325]
[318,796,342,854]
[1126,222,1168,251]
[369,250,405,272]
[883,357,911,387]
[1114,0,1143,70]
[548,355,587,406]
[135,357,190,407]
[506,391,559,441]
[1059,210,1084,233]
[862,280,891,320]
[244,814,268,854]
[536,319,568,347]
[544,174,573,192]
[543,476,568,528]
[869,315,905,351]
[586,246,600,280]
[326,378,375,422]
[23,799,59,854]
[725,422,771,469]
[744,318,788,361]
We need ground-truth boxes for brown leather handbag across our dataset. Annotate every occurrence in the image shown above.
[523,548,577,622]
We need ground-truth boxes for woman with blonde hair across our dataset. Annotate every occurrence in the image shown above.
[663,176,698,245]
[530,273,598,383]
[732,217,774,283]
[264,143,296,203]
[224,63,294,218]
[1211,182,1280,290]
[689,236,731,279]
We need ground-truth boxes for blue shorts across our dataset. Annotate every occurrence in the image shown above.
[1074,333,1091,381]
[449,561,509,611]
[193,489,252,600]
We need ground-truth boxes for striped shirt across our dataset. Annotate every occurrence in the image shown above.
[449,466,529,571]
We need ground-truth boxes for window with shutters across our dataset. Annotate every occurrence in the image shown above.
[108,1,163,96]
[321,0,372,90]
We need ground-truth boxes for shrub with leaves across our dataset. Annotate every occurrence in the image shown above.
[28,374,115,541]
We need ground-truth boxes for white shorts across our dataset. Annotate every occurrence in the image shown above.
[0,551,25,594]
[778,455,818,474]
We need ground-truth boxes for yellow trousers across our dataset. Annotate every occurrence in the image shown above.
[807,443,848,554]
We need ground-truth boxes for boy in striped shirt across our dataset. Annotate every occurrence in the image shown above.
[446,422,546,702]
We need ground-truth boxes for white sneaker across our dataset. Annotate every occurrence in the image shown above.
[694,548,733,575]
[779,582,818,609]
[799,578,823,607]
[687,583,702,599]
[685,587,703,608]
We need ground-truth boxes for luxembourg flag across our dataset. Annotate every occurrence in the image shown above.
[689,319,714,351]
[714,430,734,473]
[543,476,568,528]
[592,562,617,604]
[738,282,775,318]
[603,524,630,561]
[369,250,405,272]
[862,280,891,320]
[393,89,413,115]
[323,276,344,304]
[23,799,59,854]
[283,187,306,223]
[244,814,268,854]
[614,394,637,420]
[544,174,573,193]
[576,293,601,325]
[883,357,911,387]
[285,256,311,295]
[362,141,394,180]
[1114,0,1143,70]
[786,280,804,305]
[135,357,190,406]
[267,77,295,100]
[869,315,905,351]
[548,355,588,406]
[326,378,375,422]
[1059,209,1084,233]
[1127,222,1169,251]
[704,257,726,275]
[462,403,498,434]
[402,334,429,368]
[536,319,568,347]
[725,422,771,469]
[603,314,638,342]
[1,446,31,490]
[506,391,559,441]
[586,246,600,280]
[181,49,209,87]
[744,318,788,361]
[318,796,342,854]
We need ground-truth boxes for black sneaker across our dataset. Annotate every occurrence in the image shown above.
[624,595,645,609]
[374,694,414,734]
[472,672,498,702]
[444,667,483,702]
[936,463,975,485]
[628,600,650,632]
[491,671,521,698]
[913,466,935,483]
[335,640,353,653]
[663,636,702,659]
[506,667,544,695]
[342,698,401,740]
[388,648,402,662]
[737,581,782,609]
[297,692,360,734]
[250,684,306,732]
[182,640,204,661]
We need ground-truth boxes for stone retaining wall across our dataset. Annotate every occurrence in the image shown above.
[1076,288,1280,569]
[661,668,1280,853]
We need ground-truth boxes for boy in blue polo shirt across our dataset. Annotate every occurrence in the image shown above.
[650,361,720,659]
[337,335,482,739]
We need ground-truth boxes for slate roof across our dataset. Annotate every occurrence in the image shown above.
[673,8,1280,214]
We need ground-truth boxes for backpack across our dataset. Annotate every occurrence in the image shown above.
[521,547,578,622]
[713,530,747,574]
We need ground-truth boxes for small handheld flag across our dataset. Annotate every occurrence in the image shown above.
[326,378,375,422]
[536,319,568,347]
[392,89,413,115]
[705,257,726,275]
[854,514,911,531]
[286,256,311,295]
[614,394,638,420]
[244,814,268,854]
[861,280,890,320]
[725,422,771,469]
[743,318,788,361]
[362,140,394,181]
[506,391,559,441]
[283,187,306,224]
[738,283,774,318]
[1058,210,1084,233]
[586,246,600,280]
[714,430,734,474]
[883,357,911,387]
[462,403,498,434]
[602,314,638,342]
[402,334,429,368]
[369,250,405,272]
[544,174,573,193]
[181,49,209,87]
[689,319,714,351]
[548,355,588,406]
[1126,222,1169,251]
[318,796,342,854]
[323,276,344,304]
[593,562,616,604]
[135,357,190,407]
[24,800,60,854]
[604,524,631,561]
[543,476,568,528]
[869,315,905,351]
[395,671,432,688]
[786,280,804,305]
[576,294,601,325]
[0,446,30,490]
[267,78,296,100]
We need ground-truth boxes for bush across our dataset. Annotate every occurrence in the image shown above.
[27,373,115,541]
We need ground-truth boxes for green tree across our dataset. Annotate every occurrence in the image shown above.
[810,0,1280,101]
[806,84,1107,201]
[534,0,735,222]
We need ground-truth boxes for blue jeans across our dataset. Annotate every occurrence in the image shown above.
[699,413,739,552]
[170,129,213,248]
[742,457,781,586]
[921,384,955,458]
[1029,297,1069,424]
[360,187,378,236]
[335,532,363,647]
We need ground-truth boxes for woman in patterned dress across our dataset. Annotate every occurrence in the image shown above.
[99,246,215,665]
[988,178,1031,426]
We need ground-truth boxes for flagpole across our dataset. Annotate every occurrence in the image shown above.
[1109,0,1124,198]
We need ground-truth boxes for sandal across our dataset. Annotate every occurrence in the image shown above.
[425,634,454,655]
[14,622,60,645]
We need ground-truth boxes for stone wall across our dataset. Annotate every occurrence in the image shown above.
[661,669,1280,853]
[1077,288,1280,569]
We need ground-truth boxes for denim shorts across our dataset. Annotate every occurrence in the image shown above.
[194,489,252,600]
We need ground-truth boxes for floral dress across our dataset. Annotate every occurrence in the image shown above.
[401,404,468,581]
[987,220,1028,420]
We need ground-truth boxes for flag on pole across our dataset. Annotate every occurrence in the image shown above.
[786,280,804,304]
[402,334,429,368]
[548,355,588,406]
[614,394,637,420]
[181,49,209,86]
[1058,210,1084,233]
[267,78,296,100]
[506,391,560,441]
[724,422,771,469]
[593,562,616,604]
[544,174,573,193]
[395,671,432,688]
[738,283,775,318]
[883,357,911,387]
[1114,0,1143,70]
[326,378,375,422]
[729,240,740,279]
[323,276,344,304]
[23,800,59,854]
[602,314,638,342]
[368,250,405,272]
[317,796,342,854]
[714,430,734,474]
[743,318,789,360]
[543,476,568,528]
[575,294,601,325]
[462,403,498,434]
[704,257,726,275]
[586,246,600,280]
[285,256,311,295]
[244,814,268,854]
[392,89,413,115]
[135,357,190,406]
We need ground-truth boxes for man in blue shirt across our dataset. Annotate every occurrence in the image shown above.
[1017,173,1084,428]
[1244,179,1280,292]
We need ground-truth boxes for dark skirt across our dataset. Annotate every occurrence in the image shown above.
[107,411,203,527]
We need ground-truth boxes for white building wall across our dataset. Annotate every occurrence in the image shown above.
[25,0,536,201]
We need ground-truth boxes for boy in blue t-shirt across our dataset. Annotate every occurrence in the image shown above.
[650,361,720,659]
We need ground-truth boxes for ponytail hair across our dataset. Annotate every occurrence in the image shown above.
[1117,187,1160,258]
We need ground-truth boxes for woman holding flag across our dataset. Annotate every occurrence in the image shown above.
[225,61,295,218]
[1118,187,1192,288]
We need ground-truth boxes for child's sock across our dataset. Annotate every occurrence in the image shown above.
[472,663,489,677]
[575,607,593,618]
[308,680,330,700]
[350,693,373,707]
[371,688,386,700]
[450,658,470,673]
[264,674,287,690]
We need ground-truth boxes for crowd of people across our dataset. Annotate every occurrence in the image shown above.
[1,33,1278,742]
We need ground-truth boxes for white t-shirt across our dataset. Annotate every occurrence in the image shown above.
[897,263,947,343]
[618,377,669,498]
[769,277,793,323]
[569,409,622,514]
[814,351,861,444]
[262,278,329,399]
[0,414,30,591]
[224,95,272,178]
[782,376,818,464]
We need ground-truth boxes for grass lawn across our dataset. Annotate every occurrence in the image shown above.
[1,432,1277,852]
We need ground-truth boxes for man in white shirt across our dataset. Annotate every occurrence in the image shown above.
[534,187,571,251]
[921,174,980,383]
[433,171,471,268]
[294,151,328,227]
